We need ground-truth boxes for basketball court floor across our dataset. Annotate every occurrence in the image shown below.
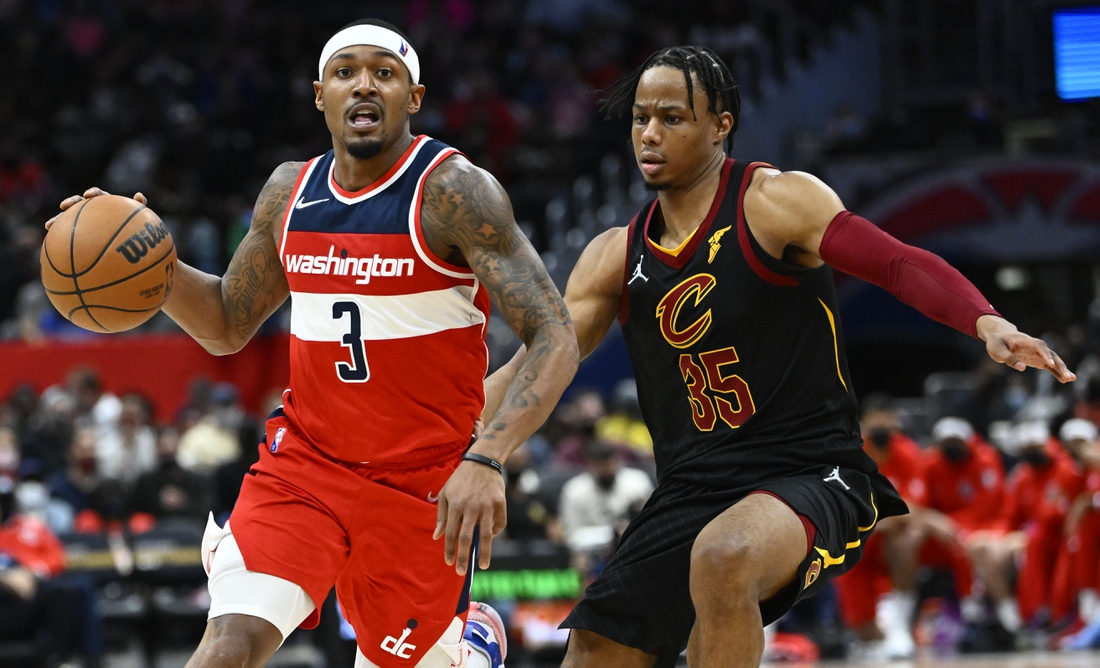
[817,651,1100,667]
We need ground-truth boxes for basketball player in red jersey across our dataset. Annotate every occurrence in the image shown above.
[483,46,1075,667]
[49,19,577,668]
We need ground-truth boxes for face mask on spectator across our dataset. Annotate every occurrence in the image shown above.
[868,428,891,449]
[941,439,969,463]
[1020,448,1050,467]
[596,473,617,491]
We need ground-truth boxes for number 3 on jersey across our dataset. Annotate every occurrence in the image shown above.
[679,347,755,431]
[333,301,369,383]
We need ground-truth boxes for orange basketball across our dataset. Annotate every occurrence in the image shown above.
[40,195,177,333]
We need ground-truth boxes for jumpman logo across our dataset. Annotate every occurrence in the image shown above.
[823,466,850,490]
[628,258,649,285]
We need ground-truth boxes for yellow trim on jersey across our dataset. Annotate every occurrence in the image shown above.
[858,493,878,533]
[846,539,862,550]
[652,227,699,257]
[817,298,848,392]
[814,546,846,568]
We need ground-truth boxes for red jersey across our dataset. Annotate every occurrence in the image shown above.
[921,438,1005,532]
[0,515,66,577]
[865,433,927,504]
[277,137,490,466]
[999,444,1087,533]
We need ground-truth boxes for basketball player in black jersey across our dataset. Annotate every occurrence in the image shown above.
[484,46,1074,667]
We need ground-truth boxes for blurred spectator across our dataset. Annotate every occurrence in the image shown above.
[60,367,121,430]
[558,440,652,568]
[212,421,262,520]
[836,402,928,659]
[0,470,101,666]
[552,389,606,467]
[177,416,241,473]
[130,427,211,520]
[47,424,108,530]
[502,441,561,543]
[1060,420,1100,649]
[594,379,653,461]
[94,394,156,485]
[969,421,1086,634]
[918,418,1005,643]
[0,427,19,522]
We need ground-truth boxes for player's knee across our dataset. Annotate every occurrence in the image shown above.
[689,533,759,596]
[190,616,282,668]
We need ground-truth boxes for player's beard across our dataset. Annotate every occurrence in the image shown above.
[644,179,672,191]
[345,134,386,160]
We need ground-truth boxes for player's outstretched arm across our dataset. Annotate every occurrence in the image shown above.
[420,156,579,574]
[47,163,301,355]
[744,169,1075,383]
[481,226,629,423]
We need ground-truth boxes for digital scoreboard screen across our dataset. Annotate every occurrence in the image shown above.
[1054,8,1100,100]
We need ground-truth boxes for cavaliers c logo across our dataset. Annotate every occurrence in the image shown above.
[656,274,716,349]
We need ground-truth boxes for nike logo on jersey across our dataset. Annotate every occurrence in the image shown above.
[824,466,850,490]
[284,245,414,284]
[295,197,329,209]
[426,491,438,504]
[628,258,649,284]
[707,225,732,264]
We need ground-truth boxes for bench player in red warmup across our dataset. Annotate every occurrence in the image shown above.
[484,46,1075,667]
[50,19,578,668]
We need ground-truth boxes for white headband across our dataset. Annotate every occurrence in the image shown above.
[318,25,420,84]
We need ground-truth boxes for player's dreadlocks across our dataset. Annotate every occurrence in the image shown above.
[599,46,741,154]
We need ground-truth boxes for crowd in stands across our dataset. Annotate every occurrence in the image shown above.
[0,0,878,339]
[5,355,1100,663]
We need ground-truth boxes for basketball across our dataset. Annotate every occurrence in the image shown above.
[40,195,177,333]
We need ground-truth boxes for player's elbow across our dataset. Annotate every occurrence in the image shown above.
[196,335,248,356]
[551,322,580,370]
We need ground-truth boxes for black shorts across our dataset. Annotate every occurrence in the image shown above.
[560,464,903,667]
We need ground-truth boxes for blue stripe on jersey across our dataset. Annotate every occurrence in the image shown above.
[287,137,453,235]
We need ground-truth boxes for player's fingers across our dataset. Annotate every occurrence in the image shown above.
[443,502,462,566]
[1048,350,1076,383]
[433,493,448,541]
[479,519,494,570]
[82,187,110,199]
[990,338,1025,372]
[133,192,148,205]
[58,194,85,210]
[454,510,478,576]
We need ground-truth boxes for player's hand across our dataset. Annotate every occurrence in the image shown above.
[433,458,507,576]
[45,188,147,230]
[976,315,1075,383]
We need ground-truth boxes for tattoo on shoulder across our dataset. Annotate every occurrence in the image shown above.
[420,157,571,346]
[222,161,302,339]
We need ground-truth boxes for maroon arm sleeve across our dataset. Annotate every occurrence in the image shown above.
[818,211,1000,338]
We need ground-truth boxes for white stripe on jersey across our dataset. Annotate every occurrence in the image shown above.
[279,158,321,262]
[289,287,485,342]
[407,149,477,280]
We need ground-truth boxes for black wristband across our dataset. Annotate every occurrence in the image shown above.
[462,452,504,475]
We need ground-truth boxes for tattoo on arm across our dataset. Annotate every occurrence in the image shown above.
[221,161,299,341]
[421,158,576,442]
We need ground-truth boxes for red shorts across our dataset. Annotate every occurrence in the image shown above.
[230,413,472,666]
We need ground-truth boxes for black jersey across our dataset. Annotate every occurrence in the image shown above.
[620,159,899,504]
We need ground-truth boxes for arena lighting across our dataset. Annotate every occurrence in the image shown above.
[1053,7,1100,100]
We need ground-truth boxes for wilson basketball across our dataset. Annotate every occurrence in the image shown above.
[40,195,177,333]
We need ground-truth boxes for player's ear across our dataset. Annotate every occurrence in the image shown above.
[314,81,324,111]
[714,111,734,146]
[407,84,426,115]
